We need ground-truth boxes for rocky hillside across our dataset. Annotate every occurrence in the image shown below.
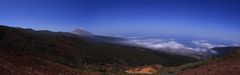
[177,47,240,75]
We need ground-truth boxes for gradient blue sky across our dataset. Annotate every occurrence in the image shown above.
[0,0,240,42]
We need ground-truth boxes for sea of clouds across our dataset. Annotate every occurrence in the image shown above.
[118,37,230,59]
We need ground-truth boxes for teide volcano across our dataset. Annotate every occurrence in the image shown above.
[71,28,93,36]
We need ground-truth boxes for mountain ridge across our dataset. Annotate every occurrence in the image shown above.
[0,25,198,74]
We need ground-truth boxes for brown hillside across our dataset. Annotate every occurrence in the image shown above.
[178,48,240,75]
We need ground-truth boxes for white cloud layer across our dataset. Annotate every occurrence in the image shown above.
[232,44,240,46]
[120,39,227,59]
[192,40,226,49]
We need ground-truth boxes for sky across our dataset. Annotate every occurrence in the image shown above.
[0,0,240,42]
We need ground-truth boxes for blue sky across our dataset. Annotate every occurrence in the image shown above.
[0,0,240,42]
